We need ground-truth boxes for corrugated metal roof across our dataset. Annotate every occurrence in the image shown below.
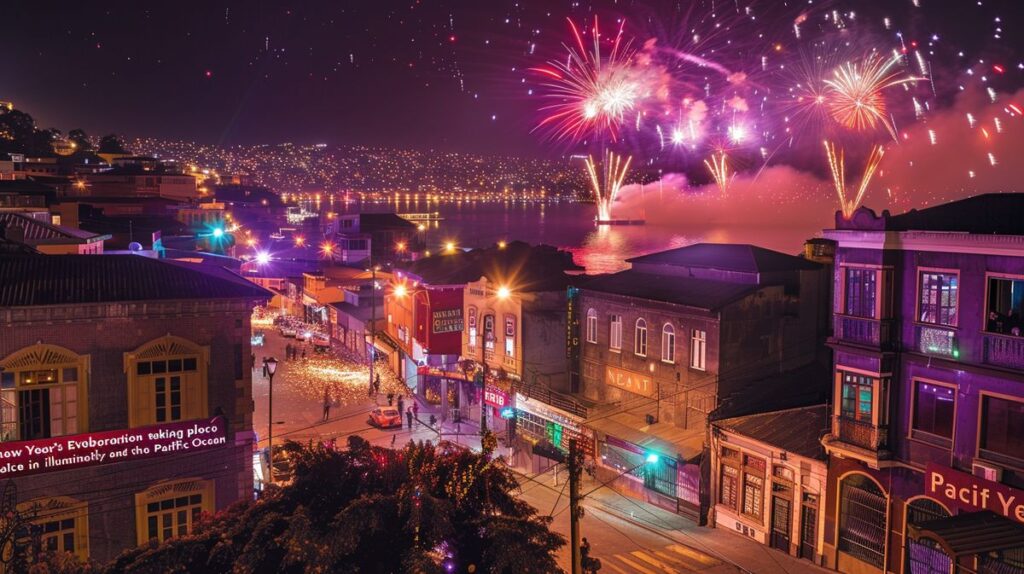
[0,212,105,242]
[581,270,759,310]
[0,254,271,307]
[627,243,819,272]
[713,405,829,461]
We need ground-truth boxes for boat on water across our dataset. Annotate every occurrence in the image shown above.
[398,211,445,222]
[595,218,646,226]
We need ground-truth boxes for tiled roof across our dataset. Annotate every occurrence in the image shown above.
[0,212,106,243]
[713,405,829,461]
[580,270,759,310]
[627,243,819,273]
[0,254,271,307]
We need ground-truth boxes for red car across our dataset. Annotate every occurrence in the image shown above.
[368,406,402,429]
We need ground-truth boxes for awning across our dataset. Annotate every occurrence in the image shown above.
[585,409,704,463]
[908,511,1024,558]
[373,331,400,352]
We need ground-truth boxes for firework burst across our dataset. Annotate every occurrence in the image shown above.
[824,53,918,139]
[824,141,886,219]
[585,150,633,222]
[704,151,731,194]
[531,18,638,143]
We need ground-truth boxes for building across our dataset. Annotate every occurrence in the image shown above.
[0,254,268,564]
[820,195,1024,574]
[574,243,830,521]
[81,165,198,201]
[709,405,829,566]
[329,212,420,264]
[0,212,109,254]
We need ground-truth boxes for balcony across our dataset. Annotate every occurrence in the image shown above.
[982,332,1024,371]
[823,417,891,465]
[914,324,957,358]
[834,316,896,350]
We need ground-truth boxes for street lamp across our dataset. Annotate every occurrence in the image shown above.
[496,285,511,299]
[264,357,279,485]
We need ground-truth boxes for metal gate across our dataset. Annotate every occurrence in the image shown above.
[800,501,817,561]
[771,496,792,552]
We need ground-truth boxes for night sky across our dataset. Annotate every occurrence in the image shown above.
[1,1,1020,156]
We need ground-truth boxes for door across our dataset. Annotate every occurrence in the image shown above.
[800,501,818,561]
[771,495,791,552]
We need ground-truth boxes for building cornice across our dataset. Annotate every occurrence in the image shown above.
[824,229,1024,257]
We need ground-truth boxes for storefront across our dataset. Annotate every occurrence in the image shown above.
[419,366,478,423]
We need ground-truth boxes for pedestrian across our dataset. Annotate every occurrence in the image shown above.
[285,344,291,360]
[322,387,331,422]
[391,434,397,447]
[397,395,405,415]
[429,414,437,428]
[374,374,381,394]
[262,356,268,377]
[581,537,591,560]
[250,353,255,370]
[387,392,394,406]
[412,401,419,421]
[301,348,306,360]
[406,408,414,430]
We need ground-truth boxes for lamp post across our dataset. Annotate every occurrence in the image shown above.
[264,356,278,485]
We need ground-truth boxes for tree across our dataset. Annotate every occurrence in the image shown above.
[0,108,58,156]
[97,134,127,154]
[68,129,92,152]
[105,437,565,573]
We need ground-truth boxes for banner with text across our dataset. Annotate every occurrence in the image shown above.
[432,308,464,334]
[0,417,228,479]
[925,462,1024,524]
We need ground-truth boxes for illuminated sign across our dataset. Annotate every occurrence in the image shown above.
[925,462,1024,524]
[605,365,655,398]
[0,417,228,479]
[432,308,463,334]
[483,385,509,408]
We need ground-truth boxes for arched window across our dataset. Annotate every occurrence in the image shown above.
[17,496,89,561]
[905,498,951,574]
[635,318,648,357]
[124,335,208,428]
[134,478,214,545]
[609,315,622,351]
[837,473,887,569]
[586,309,598,344]
[662,324,676,363]
[0,344,89,442]
[467,306,478,349]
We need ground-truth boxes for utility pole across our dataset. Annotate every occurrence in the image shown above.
[569,438,583,574]
[368,252,376,397]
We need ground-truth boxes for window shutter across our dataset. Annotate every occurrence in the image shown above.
[182,373,205,420]
[135,378,155,427]
[49,387,64,437]
[65,384,78,435]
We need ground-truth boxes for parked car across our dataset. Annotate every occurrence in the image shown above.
[296,330,311,342]
[312,333,330,351]
[281,326,297,338]
[368,406,403,429]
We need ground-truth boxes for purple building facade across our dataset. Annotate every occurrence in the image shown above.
[820,195,1024,574]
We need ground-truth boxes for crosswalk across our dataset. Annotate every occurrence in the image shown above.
[596,543,721,574]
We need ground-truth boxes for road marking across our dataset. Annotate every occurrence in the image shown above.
[651,549,703,570]
[601,561,633,574]
[666,544,720,566]
[610,554,659,574]
[631,550,681,573]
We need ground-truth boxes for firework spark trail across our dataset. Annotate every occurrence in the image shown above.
[703,151,731,194]
[825,141,885,218]
[586,151,633,222]
[824,53,919,140]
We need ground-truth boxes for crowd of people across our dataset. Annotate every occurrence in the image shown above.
[987,310,1022,336]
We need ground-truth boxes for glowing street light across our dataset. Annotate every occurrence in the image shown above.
[396,242,407,252]
[393,284,408,298]
[496,286,511,299]
[497,240,507,249]
[294,236,306,247]
[255,251,271,265]
[212,227,224,238]
[320,241,335,257]
[444,241,456,253]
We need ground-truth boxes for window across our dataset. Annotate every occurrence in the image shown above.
[720,465,739,509]
[838,474,886,569]
[0,344,86,443]
[912,381,955,444]
[985,276,1024,336]
[980,395,1024,464]
[586,309,598,343]
[919,272,959,326]
[662,324,675,363]
[741,455,766,519]
[467,307,478,349]
[609,315,622,351]
[483,314,495,351]
[17,497,89,562]
[126,336,207,428]
[634,319,648,357]
[690,329,706,370]
[504,315,516,358]
[135,480,213,545]
[840,372,874,422]
[844,268,877,318]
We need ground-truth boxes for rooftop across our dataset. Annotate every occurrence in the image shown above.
[399,241,582,291]
[0,212,108,244]
[627,243,819,273]
[837,193,1024,234]
[0,254,270,307]
[580,271,759,310]
[713,405,829,461]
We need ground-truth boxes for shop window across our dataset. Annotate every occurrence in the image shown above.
[661,324,675,363]
[838,474,886,569]
[980,395,1024,465]
[844,268,878,318]
[17,497,89,562]
[135,479,214,545]
[634,319,648,357]
[911,381,955,445]
[0,344,87,442]
[467,307,478,349]
[586,309,597,344]
[986,277,1024,336]
[840,372,874,422]
[720,465,739,510]
[483,314,495,351]
[690,330,706,370]
[741,455,766,519]
[504,315,516,358]
[609,315,622,351]
[905,499,951,574]
[126,336,207,428]
[918,271,959,326]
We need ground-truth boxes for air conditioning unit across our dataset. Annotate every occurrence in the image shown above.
[972,461,1003,483]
